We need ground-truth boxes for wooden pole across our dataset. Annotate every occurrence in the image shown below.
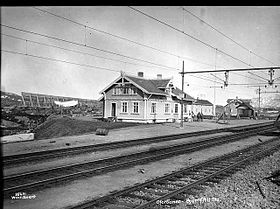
[180,61,184,128]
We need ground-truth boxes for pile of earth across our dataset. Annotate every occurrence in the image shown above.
[34,116,141,140]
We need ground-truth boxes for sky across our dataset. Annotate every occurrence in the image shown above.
[1,6,280,105]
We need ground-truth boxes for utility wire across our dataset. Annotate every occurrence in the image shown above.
[248,72,268,81]
[275,76,280,81]
[2,49,231,91]
[128,6,252,67]
[231,72,265,82]
[2,21,266,83]
[1,24,178,71]
[3,32,264,84]
[229,83,280,86]
[33,7,217,69]
[182,7,276,81]
[182,7,277,66]
[189,74,224,84]
[128,6,273,83]
[2,49,121,73]
[2,33,178,72]
[210,73,224,82]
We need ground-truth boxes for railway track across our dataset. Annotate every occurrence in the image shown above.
[3,124,276,197]
[3,121,274,166]
[67,136,280,209]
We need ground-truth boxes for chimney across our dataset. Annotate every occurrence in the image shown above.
[157,74,162,79]
[138,72,144,77]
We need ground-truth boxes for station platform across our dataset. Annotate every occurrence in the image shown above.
[2,119,273,157]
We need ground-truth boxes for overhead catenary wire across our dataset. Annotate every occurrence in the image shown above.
[210,73,224,82]
[2,49,121,73]
[182,7,275,81]
[1,24,179,71]
[188,74,224,84]
[3,32,266,85]
[2,49,232,90]
[232,72,265,82]
[248,71,268,81]
[1,33,178,72]
[33,7,217,69]
[2,27,268,86]
[128,6,253,67]
[182,7,277,66]
[128,6,277,83]
[2,10,272,84]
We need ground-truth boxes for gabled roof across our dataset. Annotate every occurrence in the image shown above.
[236,103,255,110]
[100,74,196,99]
[126,75,169,95]
[227,98,251,105]
[194,99,213,106]
[172,87,195,101]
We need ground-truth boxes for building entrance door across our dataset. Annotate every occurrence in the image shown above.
[111,103,116,117]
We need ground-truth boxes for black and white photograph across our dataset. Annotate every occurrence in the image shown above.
[1,6,280,209]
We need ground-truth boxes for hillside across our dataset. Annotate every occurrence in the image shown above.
[1,91,23,107]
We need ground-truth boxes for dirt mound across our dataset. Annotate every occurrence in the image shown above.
[34,116,141,140]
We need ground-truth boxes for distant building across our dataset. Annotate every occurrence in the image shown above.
[225,98,255,118]
[193,99,214,116]
[99,72,196,123]
[21,92,96,108]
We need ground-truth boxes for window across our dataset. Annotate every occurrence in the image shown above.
[123,87,129,94]
[121,102,128,113]
[174,104,178,114]
[112,85,137,95]
[131,88,137,95]
[113,88,117,95]
[184,104,187,113]
[133,102,139,113]
[165,103,170,113]
[151,103,156,113]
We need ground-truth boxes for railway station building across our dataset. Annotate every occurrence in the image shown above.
[99,72,200,123]
[193,99,214,117]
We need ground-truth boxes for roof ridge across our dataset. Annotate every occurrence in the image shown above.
[126,75,171,81]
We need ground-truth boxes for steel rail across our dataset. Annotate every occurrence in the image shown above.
[3,121,274,166]
[3,125,276,196]
[68,136,280,209]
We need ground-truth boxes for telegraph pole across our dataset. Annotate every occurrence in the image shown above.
[180,61,185,128]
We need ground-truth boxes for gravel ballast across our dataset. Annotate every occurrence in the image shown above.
[175,150,280,209]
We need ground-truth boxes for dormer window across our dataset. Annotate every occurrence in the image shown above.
[112,84,137,95]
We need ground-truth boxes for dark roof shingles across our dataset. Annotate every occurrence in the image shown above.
[194,99,213,106]
[126,76,169,95]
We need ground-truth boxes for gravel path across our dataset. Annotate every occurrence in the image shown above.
[175,150,280,209]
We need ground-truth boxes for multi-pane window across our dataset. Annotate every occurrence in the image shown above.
[174,104,178,114]
[165,103,170,113]
[121,102,128,113]
[133,102,139,113]
[112,86,137,95]
[184,104,187,113]
[123,88,129,94]
[151,103,156,113]
[131,88,137,95]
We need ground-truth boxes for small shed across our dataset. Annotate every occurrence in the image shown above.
[236,103,255,118]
